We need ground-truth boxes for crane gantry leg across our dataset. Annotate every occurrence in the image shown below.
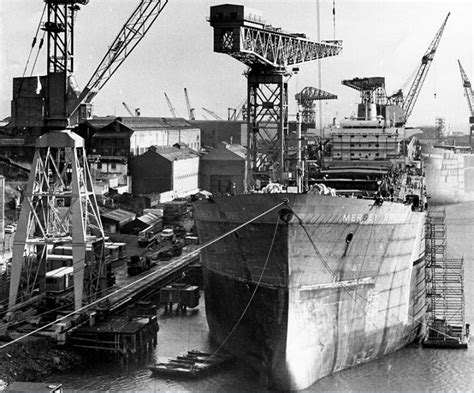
[247,70,289,187]
[8,131,106,313]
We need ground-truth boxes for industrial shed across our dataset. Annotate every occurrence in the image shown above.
[129,145,199,197]
[120,212,162,235]
[199,142,247,195]
[100,208,136,233]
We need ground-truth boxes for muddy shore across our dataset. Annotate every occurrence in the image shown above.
[0,337,85,386]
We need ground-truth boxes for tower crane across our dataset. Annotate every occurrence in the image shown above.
[389,13,450,123]
[184,88,196,120]
[457,59,474,144]
[164,93,178,118]
[295,86,337,125]
[202,107,224,120]
[208,4,342,187]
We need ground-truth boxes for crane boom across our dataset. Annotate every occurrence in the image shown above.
[402,12,450,122]
[68,0,170,118]
[458,60,474,116]
[202,107,224,120]
[122,102,135,117]
[164,93,178,118]
[184,88,195,120]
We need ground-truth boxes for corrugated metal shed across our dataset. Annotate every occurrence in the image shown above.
[137,212,161,226]
[101,209,136,226]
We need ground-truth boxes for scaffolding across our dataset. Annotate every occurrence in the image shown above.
[424,209,469,348]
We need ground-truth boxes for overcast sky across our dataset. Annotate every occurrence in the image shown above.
[0,0,472,132]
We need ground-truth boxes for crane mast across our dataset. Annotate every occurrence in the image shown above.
[402,12,450,122]
[164,93,178,118]
[202,107,224,120]
[68,0,170,121]
[458,60,474,116]
[458,59,474,145]
[184,88,196,120]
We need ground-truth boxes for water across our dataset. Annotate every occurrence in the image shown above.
[46,202,474,392]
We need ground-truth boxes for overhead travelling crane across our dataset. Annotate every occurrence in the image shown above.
[184,88,196,120]
[295,86,337,125]
[457,60,474,144]
[208,4,342,186]
[388,13,450,124]
[164,92,178,118]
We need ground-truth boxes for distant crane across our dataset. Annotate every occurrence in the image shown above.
[457,59,474,144]
[69,0,170,123]
[164,92,178,118]
[295,86,337,125]
[389,13,450,123]
[122,102,140,117]
[228,97,247,120]
[202,107,224,120]
[184,88,196,120]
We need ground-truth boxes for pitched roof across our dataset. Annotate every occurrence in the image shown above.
[150,145,199,161]
[137,212,162,226]
[201,143,246,161]
[100,209,136,225]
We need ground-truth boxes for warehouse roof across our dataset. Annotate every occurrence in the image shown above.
[201,143,246,161]
[87,116,197,131]
[100,209,136,225]
[148,145,199,161]
[136,212,161,226]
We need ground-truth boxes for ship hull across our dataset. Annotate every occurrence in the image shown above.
[195,193,426,390]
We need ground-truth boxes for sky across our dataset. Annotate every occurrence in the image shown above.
[0,0,473,132]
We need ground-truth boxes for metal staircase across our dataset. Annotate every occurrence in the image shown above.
[424,209,469,348]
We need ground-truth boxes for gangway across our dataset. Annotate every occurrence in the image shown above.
[424,209,469,348]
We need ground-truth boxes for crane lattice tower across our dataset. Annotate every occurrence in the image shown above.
[208,4,342,186]
[9,131,106,312]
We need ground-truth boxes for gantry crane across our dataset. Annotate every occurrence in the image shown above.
[202,107,224,120]
[457,60,474,144]
[389,13,450,124]
[295,87,337,125]
[208,4,342,187]
[8,0,170,314]
[164,93,178,118]
[184,88,196,120]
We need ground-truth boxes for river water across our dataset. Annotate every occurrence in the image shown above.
[45,202,474,392]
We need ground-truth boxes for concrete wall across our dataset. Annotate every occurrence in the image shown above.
[190,120,246,148]
[172,157,200,195]
[199,158,246,195]
[130,128,201,154]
